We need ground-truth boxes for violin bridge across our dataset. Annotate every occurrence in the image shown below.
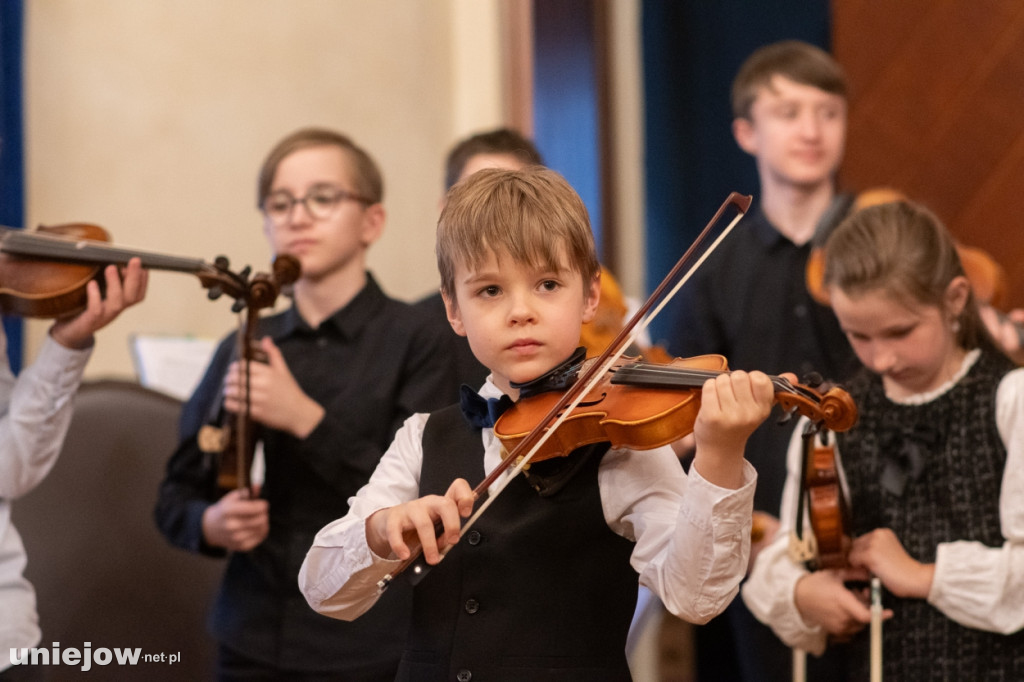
[198,424,230,453]
[787,531,817,564]
[503,445,531,472]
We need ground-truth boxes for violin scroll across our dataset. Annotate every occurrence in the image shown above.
[241,255,300,310]
[775,383,858,433]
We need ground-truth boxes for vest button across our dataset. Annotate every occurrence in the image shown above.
[457,670,472,682]
[466,530,481,545]
[464,598,480,614]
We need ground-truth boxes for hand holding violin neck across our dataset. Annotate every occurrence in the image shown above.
[609,359,858,432]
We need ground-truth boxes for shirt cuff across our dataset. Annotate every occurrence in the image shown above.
[683,460,757,531]
[33,334,91,391]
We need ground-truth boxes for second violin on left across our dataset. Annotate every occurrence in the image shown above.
[0,222,299,318]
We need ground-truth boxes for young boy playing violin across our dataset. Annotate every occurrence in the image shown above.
[299,166,781,680]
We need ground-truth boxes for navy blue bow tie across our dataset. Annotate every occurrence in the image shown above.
[459,385,514,429]
[458,347,587,429]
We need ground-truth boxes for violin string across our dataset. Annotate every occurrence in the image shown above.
[1,226,207,272]
[615,363,802,396]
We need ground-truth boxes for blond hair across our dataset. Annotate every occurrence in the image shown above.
[256,127,383,208]
[437,167,599,304]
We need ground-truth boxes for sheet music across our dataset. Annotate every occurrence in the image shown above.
[130,334,218,401]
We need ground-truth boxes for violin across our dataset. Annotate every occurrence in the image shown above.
[194,255,299,496]
[493,355,857,462]
[790,430,852,571]
[0,222,301,495]
[0,223,269,317]
[198,341,269,494]
[959,243,1024,356]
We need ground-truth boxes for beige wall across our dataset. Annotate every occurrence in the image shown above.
[22,0,511,379]
[21,0,645,382]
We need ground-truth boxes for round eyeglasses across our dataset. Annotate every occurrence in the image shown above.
[261,184,373,224]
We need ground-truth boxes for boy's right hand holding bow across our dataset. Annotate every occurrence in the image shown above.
[367,478,476,565]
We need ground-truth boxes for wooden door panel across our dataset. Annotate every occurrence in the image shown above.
[834,0,1024,308]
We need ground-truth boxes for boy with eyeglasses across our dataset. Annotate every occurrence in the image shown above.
[155,128,459,681]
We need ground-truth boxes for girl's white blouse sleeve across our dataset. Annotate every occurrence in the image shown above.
[927,367,1024,633]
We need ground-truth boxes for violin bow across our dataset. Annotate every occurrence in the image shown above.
[383,192,752,588]
[871,576,883,682]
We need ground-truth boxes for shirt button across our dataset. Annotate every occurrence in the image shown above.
[794,304,808,318]
[466,530,481,545]
[464,598,480,614]
[457,670,472,682]
[316,337,328,349]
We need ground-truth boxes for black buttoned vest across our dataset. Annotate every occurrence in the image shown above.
[394,403,638,682]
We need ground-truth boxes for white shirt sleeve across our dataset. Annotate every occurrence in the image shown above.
[300,378,757,628]
[299,412,428,620]
[741,421,829,654]
[0,333,91,499]
[927,367,1024,633]
[601,445,757,624]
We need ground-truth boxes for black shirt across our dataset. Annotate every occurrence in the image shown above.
[667,205,857,513]
[154,273,461,677]
[414,290,489,390]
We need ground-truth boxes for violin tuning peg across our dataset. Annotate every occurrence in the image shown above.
[214,255,230,270]
[231,299,247,314]
[801,371,823,389]
[239,265,252,280]
[207,286,223,300]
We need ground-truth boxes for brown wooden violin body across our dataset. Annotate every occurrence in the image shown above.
[0,224,115,318]
[0,222,299,319]
[803,440,852,570]
[494,355,858,465]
